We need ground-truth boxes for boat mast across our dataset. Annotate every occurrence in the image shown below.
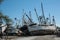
[41,2,45,24]
[22,9,27,25]
[49,13,51,24]
[29,11,32,22]
[34,8,40,24]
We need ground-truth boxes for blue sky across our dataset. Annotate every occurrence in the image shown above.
[1,0,60,26]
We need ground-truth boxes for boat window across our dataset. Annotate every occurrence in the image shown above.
[38,24,48,26]
[50,24,54,26]
[29,23,37,26]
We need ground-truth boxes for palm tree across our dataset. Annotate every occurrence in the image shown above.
[0,12,13,39]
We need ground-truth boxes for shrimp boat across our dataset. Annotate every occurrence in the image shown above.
[20,2,57,35]
[0,24,7,35]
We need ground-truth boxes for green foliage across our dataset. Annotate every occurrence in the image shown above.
[0,12,13,25]
[0,12,4,18]
[4,15,12,24]
[0,0,4,4]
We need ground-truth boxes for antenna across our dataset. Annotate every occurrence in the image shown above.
[52,16,56,26]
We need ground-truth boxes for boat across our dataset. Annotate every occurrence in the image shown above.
[19,2,57,35]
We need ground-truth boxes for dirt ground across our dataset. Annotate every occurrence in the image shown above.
[0,35,60,40]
